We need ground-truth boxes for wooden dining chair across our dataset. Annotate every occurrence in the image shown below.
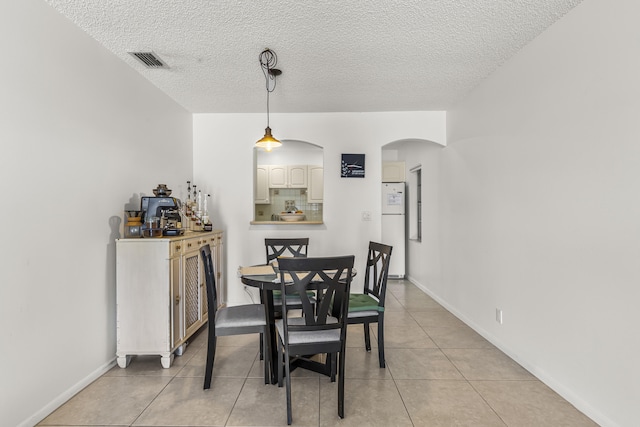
[276,255,355,425]
[200,244,269,389]
[347,241,393,368]
[264,237,313,312]
[260,238,313,361]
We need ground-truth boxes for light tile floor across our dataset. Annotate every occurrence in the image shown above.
[38,280,598,426]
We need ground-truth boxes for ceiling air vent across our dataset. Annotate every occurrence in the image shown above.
[128,51,168,69]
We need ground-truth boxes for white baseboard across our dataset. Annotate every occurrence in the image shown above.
[18,358,117,427]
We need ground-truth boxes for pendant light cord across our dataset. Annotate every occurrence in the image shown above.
[266,90,270,127]
[259,49,279,128]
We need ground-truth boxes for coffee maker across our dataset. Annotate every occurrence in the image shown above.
[141,196,183,236]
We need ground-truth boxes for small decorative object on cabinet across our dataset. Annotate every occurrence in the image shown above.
[115,230,224,368]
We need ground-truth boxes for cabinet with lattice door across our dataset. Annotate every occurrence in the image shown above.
[182,232,224,337]
[116,230,224,369]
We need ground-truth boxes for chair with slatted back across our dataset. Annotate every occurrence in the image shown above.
[260,238,313,361]
[347,241,392,368]
[200,244,269,389]
[264,238,312,311]
[276,255,355,425]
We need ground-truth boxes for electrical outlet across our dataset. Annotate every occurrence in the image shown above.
[362,211,372,221]
[496,308,503,324]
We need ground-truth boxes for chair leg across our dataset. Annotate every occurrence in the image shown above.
[377,316,385,368]
[277,337,284,387]
[284,345,292,425]
[204,333,217,389]
[363,321,372,352]
[338,347,346,418]
[262,330,269,384]
[330,353,337,382]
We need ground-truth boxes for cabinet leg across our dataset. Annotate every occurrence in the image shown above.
[175,344,185,356]
[161,353,174,369]
[116,355,130,368]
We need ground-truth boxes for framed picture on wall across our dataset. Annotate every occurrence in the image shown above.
[341,154,365,178]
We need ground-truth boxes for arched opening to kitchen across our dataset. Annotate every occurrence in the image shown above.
[253,140,323,224]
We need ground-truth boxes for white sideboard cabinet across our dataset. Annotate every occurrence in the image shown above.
[115,230,224,368]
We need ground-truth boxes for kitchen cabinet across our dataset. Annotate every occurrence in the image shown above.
[254,165,270,203]
[115,230,224,368]
[269,165,308,188]
[307,165,324,203]
[382,161,406,182]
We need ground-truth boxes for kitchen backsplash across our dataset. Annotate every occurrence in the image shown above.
[255,188,323,221]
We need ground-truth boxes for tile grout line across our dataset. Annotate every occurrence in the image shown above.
[128,366,180,427]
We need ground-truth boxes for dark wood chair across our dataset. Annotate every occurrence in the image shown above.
[276,255,355,425]
[347,241,393,368]
[200,244,269,389]
[265,237,309,263]
[264,237,312,311]
[260,238,312,361]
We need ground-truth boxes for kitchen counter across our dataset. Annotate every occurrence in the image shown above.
[250,220,324,225]
[119,229,222,241]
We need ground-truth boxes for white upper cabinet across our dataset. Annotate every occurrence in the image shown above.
[268,165,287,187]
[269,165,308,188]
[307,165,324,203]
[288,165,307,187]
[382,161,406,182]
[254,165,270,203]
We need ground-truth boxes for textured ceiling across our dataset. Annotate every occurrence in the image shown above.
[44,0,582,113]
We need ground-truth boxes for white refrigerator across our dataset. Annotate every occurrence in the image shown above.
[381,182,405,278]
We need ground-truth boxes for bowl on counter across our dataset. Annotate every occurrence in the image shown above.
[279,213,306,222]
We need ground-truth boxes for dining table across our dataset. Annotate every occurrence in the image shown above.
[239,263,356,385]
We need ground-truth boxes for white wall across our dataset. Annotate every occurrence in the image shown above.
[193,112,445,302]
[0,1,193,426]
[440,0,640,425]
[387,141,443,289]
[256,140,323,166]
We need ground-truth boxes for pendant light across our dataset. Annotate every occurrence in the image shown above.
[255,48,282,151]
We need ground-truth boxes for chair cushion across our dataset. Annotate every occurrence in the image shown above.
[273,290,316,307]
[276,317,340,345]
[216,304,265,329]
[273,289,316,299]
[348,294,383,313]
[348,309,380,318]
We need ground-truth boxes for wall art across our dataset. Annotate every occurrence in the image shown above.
[341,153,365,178]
